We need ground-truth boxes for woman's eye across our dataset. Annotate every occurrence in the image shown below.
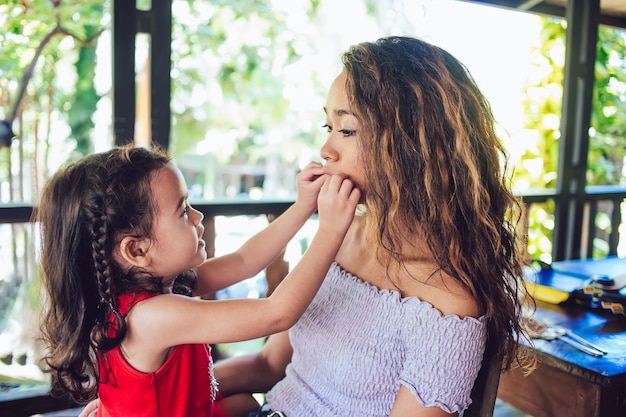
[181,205,189,217]
[338,129,356,137]
[323,124,356,137]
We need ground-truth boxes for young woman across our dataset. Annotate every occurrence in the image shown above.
[39,144,360,417]
[214,36,533,417]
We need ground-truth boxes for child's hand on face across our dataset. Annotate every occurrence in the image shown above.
[317,175,361,236]
[295,161,328,214]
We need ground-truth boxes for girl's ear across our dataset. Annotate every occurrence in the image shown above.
[118,235,152,268]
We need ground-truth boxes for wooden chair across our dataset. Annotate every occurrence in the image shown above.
[461,335,504,417]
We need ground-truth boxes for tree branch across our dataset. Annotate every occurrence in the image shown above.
[9,24,62,122]
[8,0,105,124]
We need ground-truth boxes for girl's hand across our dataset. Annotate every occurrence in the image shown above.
[78,399,99,417]
[318,175,360,236]
[294,161,327,215]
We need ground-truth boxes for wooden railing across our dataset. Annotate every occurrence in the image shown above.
[0,199,294,416]
[2,188,626,260]
[1,189,625,415]
[520,186,626,260]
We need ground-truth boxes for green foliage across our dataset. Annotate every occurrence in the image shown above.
[66,2,103,156]
[2,0,341,200]
[518,18,626,260]
[169,0,304,159]
[516,19,566,191]
[5,1,623,220]
[588,28,626,186]
[0,0,107,201]
[526,201,555,259]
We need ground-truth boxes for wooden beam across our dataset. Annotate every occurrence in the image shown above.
[149,0,172,149]
[553,0,600,260]
[112,0,136,145]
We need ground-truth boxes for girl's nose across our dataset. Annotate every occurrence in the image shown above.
[190,206,204,225]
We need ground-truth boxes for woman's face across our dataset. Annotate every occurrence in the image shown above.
[321,71,366,198]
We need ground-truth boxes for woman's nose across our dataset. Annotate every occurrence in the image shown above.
[320,136,336,162]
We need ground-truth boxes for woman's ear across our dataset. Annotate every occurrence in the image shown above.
[118,235,152,268]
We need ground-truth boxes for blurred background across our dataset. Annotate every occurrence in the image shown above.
[0,0,624,410]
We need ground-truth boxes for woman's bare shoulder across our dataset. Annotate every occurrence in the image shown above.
[402,269,482,319]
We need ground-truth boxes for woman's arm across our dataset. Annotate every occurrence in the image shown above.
[217,334,458,417]
[215,330,293,396]
[194,162,325,296]
[214,331,293,417]
[389,386,458,417]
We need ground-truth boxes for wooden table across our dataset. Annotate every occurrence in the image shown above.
[498,258,626,417]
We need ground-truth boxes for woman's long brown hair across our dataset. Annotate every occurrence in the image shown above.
[342,36,533,370]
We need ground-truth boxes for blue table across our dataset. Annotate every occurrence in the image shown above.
[498,257,626,417]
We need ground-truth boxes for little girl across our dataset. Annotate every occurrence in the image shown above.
[38,144,360,417]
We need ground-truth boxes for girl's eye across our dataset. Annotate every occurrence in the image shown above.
[181,205,189,217]
[322,124,332,133]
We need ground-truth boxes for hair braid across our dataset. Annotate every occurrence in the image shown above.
[85,192,126,352]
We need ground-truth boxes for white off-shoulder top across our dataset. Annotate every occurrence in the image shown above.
[267,262,488,416]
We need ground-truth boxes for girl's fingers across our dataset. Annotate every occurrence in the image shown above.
[347,184,361,203]
[338,179,360,205]
[321,173,338,190]
[339,178,355,195]
[298,164,325,184]
[322,175,352,194]
[319,176,359,209]
[312,173,328,186]
[302,161,324,175]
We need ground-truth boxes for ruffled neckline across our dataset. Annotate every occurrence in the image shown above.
[328,262,487,325]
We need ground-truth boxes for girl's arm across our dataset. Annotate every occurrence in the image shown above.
[77,400,98,417]
[194,162,325,295]
[131,175,360,349]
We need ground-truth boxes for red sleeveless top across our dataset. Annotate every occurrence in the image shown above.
[97,291,217,417]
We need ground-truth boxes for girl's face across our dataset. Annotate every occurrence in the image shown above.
[147,163,207,281]
[321,71,366,199]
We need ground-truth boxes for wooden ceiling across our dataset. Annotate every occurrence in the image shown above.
[463,0,626,28]
[545,0,625,18]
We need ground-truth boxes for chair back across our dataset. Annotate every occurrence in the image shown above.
[461,334,504,417]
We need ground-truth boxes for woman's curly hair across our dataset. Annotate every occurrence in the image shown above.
[342,36,533,370]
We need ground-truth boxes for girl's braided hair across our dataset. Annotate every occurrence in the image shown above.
[38,144,196,403]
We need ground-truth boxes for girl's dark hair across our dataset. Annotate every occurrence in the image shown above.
[38,144,196,402]
[342,36,533,370]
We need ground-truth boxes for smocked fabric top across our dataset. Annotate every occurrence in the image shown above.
[267,262,488,416]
